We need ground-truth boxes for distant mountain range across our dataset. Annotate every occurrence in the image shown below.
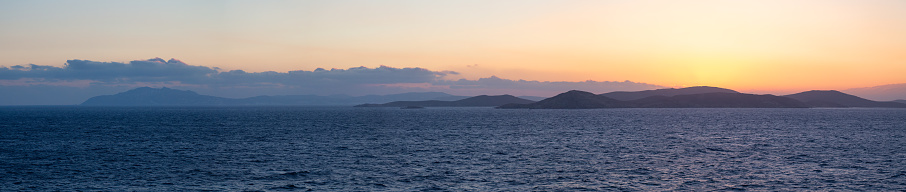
[82,86,906,108]
[499,90,808,109]
[82,87,231,106]
[499,87,906,109]
[80,87,540,106]
[600,86,738,101]
[354,95,534,107]
[629,92,808,108]
[783,90,906,108]
[843,83,906,101]
[499,90,629,109]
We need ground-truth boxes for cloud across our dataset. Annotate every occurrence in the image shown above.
[209,65,452,87]
[434,76,664,96]
[489,77,655,91]
[2,58,457,85]
[0,58,217,83]
[0,58,666,105]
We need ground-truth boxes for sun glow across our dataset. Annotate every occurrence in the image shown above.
[1,0,905,93]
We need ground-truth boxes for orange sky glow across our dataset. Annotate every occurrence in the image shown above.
[1,0,905,94]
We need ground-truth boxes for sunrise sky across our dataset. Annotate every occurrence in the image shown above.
[2,0,906,104]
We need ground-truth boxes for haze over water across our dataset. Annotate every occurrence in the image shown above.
[2,107,905,191]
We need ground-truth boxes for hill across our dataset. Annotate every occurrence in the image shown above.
[351,92,466,103]
[600,86,738,101]
[842,83,906,101]
[517,96,547,101]
[354,95,534,107]
[81,87,232,106]
[783,90,906,108]
[500,90,808,109]
[894,100,906,104]
[631,92,808,108]
[497,90,628,109]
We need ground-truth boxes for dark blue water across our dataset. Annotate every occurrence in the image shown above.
[1,107,905,191]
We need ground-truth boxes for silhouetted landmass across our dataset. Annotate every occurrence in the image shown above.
[498,90,629,109]
[500,90,806,109]
[81,87,231,106]
[894,100,906,104]
[82,86,906,108]
[352,92,468,103]
[630,92,808,108]
[430,95,472,101]
[354,95,534,107]
[783,90,906,108]
[517,96,547,101]
[237,92,465,106]
[842,83,906,101]
[81,87,471,106]
[236,95,349,105]
[600,86,738,101]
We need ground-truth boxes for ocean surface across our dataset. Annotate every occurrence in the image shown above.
[1,107,905,191]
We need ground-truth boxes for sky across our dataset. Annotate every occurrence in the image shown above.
[2,0,906,104]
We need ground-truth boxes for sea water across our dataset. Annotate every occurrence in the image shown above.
[1,106,905,191]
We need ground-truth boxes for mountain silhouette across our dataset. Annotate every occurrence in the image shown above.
[783,90,906,108]
[354,95,534,107]
[842,83,906,101]
[894,100,906,104]
[81,87,231,106]
[235,95,350,105]
[352,92,468,103]
[600,86,738,101]
[82,86,906,108]
[497,90,628,109]
[236,92,465,106]
[631,92,808,108]
[500,90,807,109]
[516,96,547,101]
[82,87,471,106]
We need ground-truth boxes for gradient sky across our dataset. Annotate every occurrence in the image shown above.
[2,0,906,94]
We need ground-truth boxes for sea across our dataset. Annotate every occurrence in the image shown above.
[1,106,905,191]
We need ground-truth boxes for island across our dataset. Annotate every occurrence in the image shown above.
[498,87,906,109]
[81,86,906,108]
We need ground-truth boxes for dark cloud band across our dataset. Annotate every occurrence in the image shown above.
[0,58,664,105]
